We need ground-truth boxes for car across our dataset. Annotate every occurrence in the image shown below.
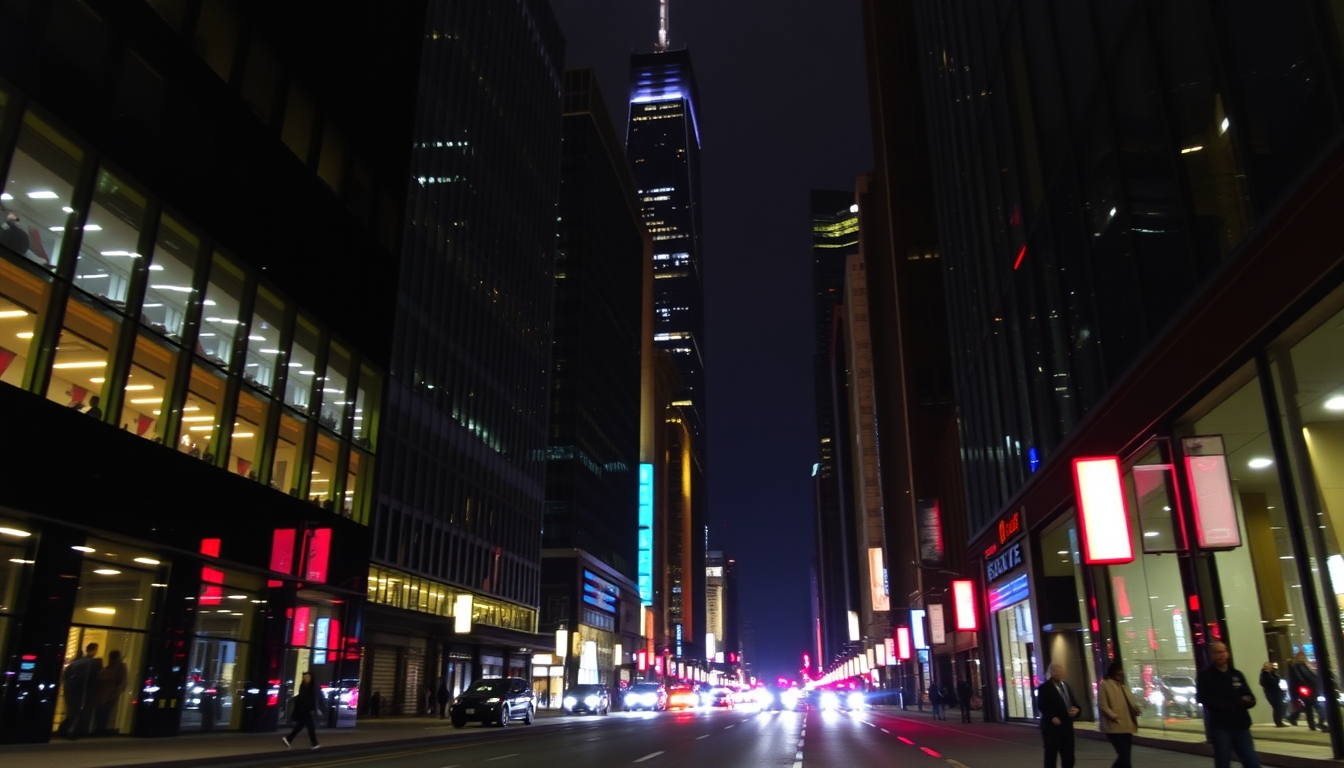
[563,684,611,715]
[449,677,535,728]
[1147,675,1200,719]
[704,686,734,707]
[623,681,668,711]
[667,684,699,710]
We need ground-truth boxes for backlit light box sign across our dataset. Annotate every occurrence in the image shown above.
[951,580,978,631]
[1073,457,1135,564]
[1183,436,1242,549]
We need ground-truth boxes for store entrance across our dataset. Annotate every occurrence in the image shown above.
[998,599,1036,720]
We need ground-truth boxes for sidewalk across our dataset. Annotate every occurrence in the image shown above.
[0,711,570,768]
[872,706,1342,768]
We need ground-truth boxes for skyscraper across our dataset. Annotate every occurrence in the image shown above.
[626,7,708,666]
[365,0,564,712]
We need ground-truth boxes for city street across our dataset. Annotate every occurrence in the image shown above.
[27,707,1225,768]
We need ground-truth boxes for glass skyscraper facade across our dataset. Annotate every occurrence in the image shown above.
[366,0,564,712]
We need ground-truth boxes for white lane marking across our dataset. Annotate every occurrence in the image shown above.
[724,724,735,729]
[696,734,710,740]
[946,761,972,768]
[793,764,802,768]
[486,755,519,762]
[633,751,665,763]
[881,728,890,733]
[795,751,804,760]
[586,737,600,741]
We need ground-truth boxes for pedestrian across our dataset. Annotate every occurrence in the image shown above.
[92,649,128,734]
[1287,650,1321,730]
[1099,661,1142,768]
[282,671,322,750]
[1196,641,1262,768]
[437,678,451,719]
[1259,661,1285,728]
[929,683,943,720]
[1035,662,1079,768]
[957,678,973,723]
[56,642,102,739]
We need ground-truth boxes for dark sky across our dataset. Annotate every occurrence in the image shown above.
[547,1,873,681]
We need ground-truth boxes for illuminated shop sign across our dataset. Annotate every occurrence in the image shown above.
[583,569,619,614]
[988,573,1030,613]
[1073,457,1135,564]
[1182,436,1242,549]
[986,542,1023,583]
[951,580,978,631]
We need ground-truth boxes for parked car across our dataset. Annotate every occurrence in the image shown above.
[449,677,535,728]
[623,681,668,711]
[563,684,611,715]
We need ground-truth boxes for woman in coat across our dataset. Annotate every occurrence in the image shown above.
[1098,661,1143,768]
[282,671,321,750]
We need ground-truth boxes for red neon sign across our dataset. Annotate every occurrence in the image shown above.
[952,580,978,631]
[896,627,912,660]
[1073,457,1135,564]
[292,606,311,647]
[637,651,648,672]
[305,528,332,584]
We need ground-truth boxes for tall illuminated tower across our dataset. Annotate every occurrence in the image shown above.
[627,3,707,664]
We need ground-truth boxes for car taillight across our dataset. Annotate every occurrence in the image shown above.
[1300,687,1312,697]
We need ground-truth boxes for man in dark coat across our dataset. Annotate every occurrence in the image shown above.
[56,642,102,739]
[957,678,974,723]
[1259,662,1285,727]
[282,671,322,750]
[1288,650,1321,730]
[1035,663,1080,768]
[1197,641,1262,768]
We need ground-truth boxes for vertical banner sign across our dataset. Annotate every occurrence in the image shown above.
[928,604,946,645]
[1073,456,1136,564]
[911,608,928,649]
[638,464,654,605]
[916,498,946,569]
[896,627,912,660]
[1182,436,1242,548]
[951,580,978,631]
[884,638,896,664]
[868,547,890,611]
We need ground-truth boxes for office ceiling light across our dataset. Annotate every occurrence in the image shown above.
[133,557,160,565]
[71,545,95,552]
[0,526,32,537]
[1325,396,1344,411]
[86,607,116,615]
[124,385,155,391]
[93,568,122,575]
[0,309,28,319]
[1248,458,1274,469]
[52,361,106,369]
[27,190,58,199]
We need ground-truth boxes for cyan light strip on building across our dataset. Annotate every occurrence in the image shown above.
[638,463,654,605]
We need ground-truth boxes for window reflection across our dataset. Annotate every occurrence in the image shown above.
[71,168,149,311]
[311,432,337,509]
[199,253,247,370]
[180,364,226,461]
[230,388,267,479]
[321,343,350,435]
[0,259,51,388]
[243,286,285,397]
[1,112,83,270]
[353,363,380,450]
[46,298,120,416]
[273,410,307,496]
[142,214,202,343]
[344,450,364,519]
[286,316,320,414]
[121,334,177,443]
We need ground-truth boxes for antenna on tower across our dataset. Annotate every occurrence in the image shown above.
[656,0,669,52]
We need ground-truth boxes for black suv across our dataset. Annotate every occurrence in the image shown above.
[562,684,611,715]
[449,677,536,728]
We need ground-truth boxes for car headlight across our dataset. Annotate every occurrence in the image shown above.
[585,695,599,706]
[847,692,866,710]
[1175,695,1187,703]
[485,697,502,704]
[563,696,577,708]
[820,692,840,710]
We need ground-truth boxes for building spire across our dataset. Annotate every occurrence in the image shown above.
[656,0,669,52]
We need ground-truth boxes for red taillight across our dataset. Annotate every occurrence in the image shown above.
[1300,687,1311,697]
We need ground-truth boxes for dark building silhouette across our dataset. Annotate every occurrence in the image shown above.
[0,0,424,742]
[538,68,647,695]
[365,0,564,713]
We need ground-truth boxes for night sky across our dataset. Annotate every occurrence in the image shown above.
[548,0,873,681]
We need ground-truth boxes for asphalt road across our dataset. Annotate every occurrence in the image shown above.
[188,706,1213,768]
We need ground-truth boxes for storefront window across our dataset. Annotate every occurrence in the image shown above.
[45,296,121,416]
[199,252,247,370]
[1,111,83,271]
[243,286,285,398]
[0,258,50,389]
[141,213,202,345]
[1184,370,1306,730]
[120,333,178,443]
[184,573,261,732]
[70,167,148,311]
[998,599,1036,719]
[286,315,320,414]
[0,518,35,704]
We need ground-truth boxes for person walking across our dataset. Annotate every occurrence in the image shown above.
[1259,662,1285,728]
[437,678,451,719]
[282,671,322,750]
[56,642,102,739]
[1099,662,1142,768]
[92,649,128,734]
[929,683,943,720]
[1036,663,1080,768]
[957,678,973,723]
[1196,641,1262,768]
[1287,650,1321,730]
